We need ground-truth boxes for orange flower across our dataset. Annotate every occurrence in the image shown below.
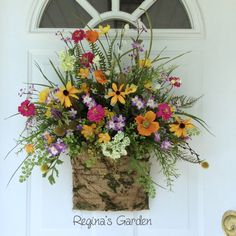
[86,30,99,43]
[135,111,160,136]
[94,70,108,84]
[81,124,96,139]
[25,144,35,154]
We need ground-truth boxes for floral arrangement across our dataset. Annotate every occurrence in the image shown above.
[8,20,209,199]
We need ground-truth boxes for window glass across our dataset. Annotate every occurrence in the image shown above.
[39,0,191,29]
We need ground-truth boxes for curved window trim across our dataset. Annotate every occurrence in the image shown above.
[29,0,205,39]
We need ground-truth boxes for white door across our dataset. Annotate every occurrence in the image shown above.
[1,0,235,235]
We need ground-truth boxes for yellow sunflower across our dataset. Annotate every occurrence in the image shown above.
[107,83,126,105]
[56,81,79,108]
[169,117,194,137]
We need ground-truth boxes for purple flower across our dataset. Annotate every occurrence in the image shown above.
[131,96,145,110]
[107,115,126,131]
[107,120,116,130]
[48,140,67,156]
[161,140,172,150]
[154,132,160,142]
[132,42,144,52]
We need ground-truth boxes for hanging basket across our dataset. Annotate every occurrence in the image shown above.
[71,154,149,211]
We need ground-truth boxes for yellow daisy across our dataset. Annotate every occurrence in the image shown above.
[169,117,194,137]
[56,81,79,108]
[107,83,126,105]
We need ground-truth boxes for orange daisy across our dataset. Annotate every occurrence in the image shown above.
[86,30,99,43]
[94,70,108,84]
[107,83,126,105]
[135,111,160,136]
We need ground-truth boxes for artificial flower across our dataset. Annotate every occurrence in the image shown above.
[161,140,172,150]
[147,97,157,109]
[72,29,85,43]
[78,83,89,94]
[135,111,160,136]
[99,25,110,34]
[80,52,94,67]
[86,30,99,43]
[169,77,182,87]
[40,164,49,173]
[78,68,89,79]
[25,144,35,154]
[139,58,152,68]
[43,132,54,145]
[38,88,50,103]
[201,161,209,169]
[87,105,105,122]
[82,94,96,108]
[157,103,173,120]
[59,50,75,72]
[18,100,36,117]
[81,124,96,139]
[125,84,138,94]
[48,140,67,156]
[56,81,79,108]
[101,131,130,159]
[94,70,108,84]
[131,96,145,110]
[169,117,194,138]
[98,133,111,143]
[107,83,126,105]
[107,115,126,131]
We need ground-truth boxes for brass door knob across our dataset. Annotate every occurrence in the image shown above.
[222,211,236,236]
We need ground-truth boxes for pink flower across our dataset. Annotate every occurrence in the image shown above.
[80,52,94,67]
[87,105,105,122]
[72,29,85,43]
[169,77,182,87]
[18,99,36,117]
[157,103,172,120]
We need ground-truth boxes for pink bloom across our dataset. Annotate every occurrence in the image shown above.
[18,99,36,117]
[157,103,172,120]
[72,29,85,43]
[87,105,105,122]
[81,52,94,67]
[169,77,182,87]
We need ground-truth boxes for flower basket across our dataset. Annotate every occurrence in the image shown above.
[71,154,149,211]
[7,15,209,211]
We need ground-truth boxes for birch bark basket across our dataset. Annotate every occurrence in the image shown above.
[71,154,149,211]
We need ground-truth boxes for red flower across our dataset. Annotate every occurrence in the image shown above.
[157,103,172,121]
[169,77,182,87]
[18,100,36,117]
[87,104,105,122]
[80,52,94,67]
[72,29,85,43]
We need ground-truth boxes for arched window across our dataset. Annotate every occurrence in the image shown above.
[39,0,191,29]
